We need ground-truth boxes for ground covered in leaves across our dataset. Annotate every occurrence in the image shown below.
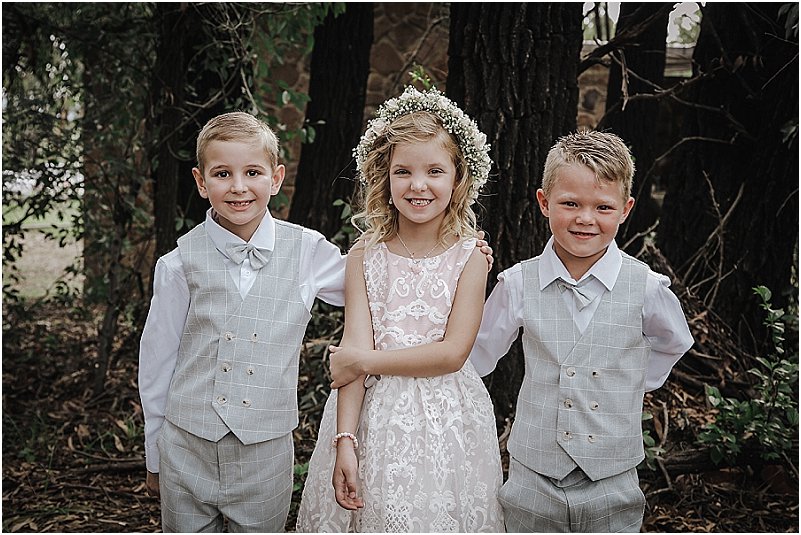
[2,300,798,532]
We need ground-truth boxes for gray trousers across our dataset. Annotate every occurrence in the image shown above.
[158,420,293,532]
[499,457,645,532]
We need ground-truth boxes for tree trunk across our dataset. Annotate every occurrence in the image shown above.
[657,3,798,345]
[288,4,374,240]
[150,3,194,260]
[599,3,671,254]
[447,3,584,413]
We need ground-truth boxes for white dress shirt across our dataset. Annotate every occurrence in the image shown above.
[469,237,694,392]
[139,209,346,472]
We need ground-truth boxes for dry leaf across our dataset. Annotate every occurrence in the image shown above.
[76,424,90,439]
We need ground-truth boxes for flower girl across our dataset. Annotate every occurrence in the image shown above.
[296,86,504,532]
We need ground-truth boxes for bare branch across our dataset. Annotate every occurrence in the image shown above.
[578,4,673,74]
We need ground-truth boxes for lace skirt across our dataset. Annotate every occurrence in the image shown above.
[295,362,505,533]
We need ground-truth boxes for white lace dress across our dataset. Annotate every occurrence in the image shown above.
[296,239,504,533]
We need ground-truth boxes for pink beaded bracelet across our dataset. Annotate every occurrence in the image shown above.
[332,432,359,449]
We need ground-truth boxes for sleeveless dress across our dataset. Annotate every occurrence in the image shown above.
[296,238,504,533]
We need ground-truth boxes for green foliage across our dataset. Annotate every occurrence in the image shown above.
[3,4,343,393]
[330,198,357,250]
[2,4,89,305]
[667,3,702,45]
[250,3,344,158]
[293,462,310,493]
[641,411,666,470]
[582,2,617,42]
[408,64,435,90]
[696,286,799,465]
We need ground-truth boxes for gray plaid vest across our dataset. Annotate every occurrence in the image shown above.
[165,220,311,444]
[511,253,650,481]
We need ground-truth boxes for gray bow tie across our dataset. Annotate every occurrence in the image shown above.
[226,243,270,270]
[557,280,596,310]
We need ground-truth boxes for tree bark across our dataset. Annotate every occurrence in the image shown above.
[150,3,193,260]
[288,4,374,240]
[447,3,584,412]
[599,3,671,254]
[657,3,798,345]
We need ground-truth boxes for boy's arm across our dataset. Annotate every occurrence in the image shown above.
[138,252,189,475]
[329,249,489,387]
[333,245,373,510]
[643,272,694,392]
[469,264,524,377]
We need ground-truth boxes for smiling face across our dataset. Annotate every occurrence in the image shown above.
[388,138,457,233]
[537,163,634,279]
[192,139,285,241]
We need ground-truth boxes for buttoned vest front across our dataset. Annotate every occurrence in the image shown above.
[509,254,650,481]
[165,220,311,445]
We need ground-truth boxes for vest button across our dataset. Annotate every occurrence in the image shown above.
[224,332,234,341]
[216,395,227,405]
[246,367,255,375]
[591,370,600,378]
[566,367,576,377]
[564,399,573,408]
[590,401,600,410]
[588,435,596,443]
[562,431,572,441]
[242,399,251,407]
[251,333,258,342]
[221,363,231,372]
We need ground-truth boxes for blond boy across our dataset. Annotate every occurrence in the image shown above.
[138,112,346,532]
[470,130,693,532]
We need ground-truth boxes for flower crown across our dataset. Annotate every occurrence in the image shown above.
[353,86,492,204]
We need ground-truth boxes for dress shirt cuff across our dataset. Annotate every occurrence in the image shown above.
[145,434,161,473]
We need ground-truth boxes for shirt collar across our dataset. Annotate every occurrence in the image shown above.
[538,236,622,291]
[203,208,276,255]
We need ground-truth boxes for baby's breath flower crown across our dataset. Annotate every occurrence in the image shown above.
[353,86,492,204]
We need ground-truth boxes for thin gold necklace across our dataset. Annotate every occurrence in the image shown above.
[396,234,439,262]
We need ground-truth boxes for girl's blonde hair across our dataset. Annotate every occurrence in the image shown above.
[542,130,635,199]
[196,112,280,171]
[352,111,478,249]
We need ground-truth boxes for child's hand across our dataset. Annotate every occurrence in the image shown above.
[329,345,368,388]
[333,443,364,510]
[146,471,160,498]
[476,230,494,272]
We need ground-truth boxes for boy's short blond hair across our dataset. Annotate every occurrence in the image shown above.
[196,112,280,171]
[542,130,635,199]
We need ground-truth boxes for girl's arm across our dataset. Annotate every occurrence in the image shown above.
[329,248,488,388]
[332,244,373,510]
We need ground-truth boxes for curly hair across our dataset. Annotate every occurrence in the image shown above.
[351,111,479,249]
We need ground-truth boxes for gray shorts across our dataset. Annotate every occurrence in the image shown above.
[499,457,645,532]
[158,420,293,532]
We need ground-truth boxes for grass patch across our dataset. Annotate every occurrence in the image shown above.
[2,199,80,229]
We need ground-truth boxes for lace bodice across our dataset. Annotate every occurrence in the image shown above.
[364,239,476,351]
